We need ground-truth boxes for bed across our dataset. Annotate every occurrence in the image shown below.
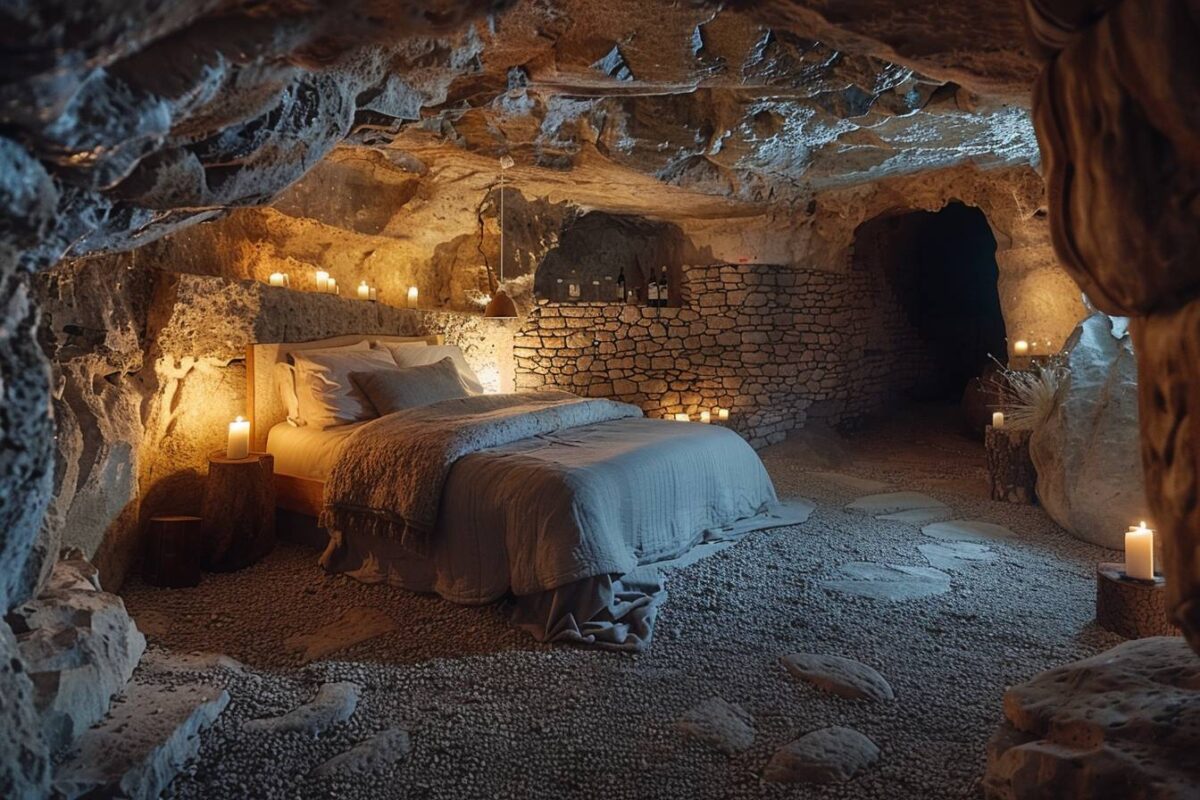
[248,334,810,651]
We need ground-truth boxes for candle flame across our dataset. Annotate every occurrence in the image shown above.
[235,416,244,422]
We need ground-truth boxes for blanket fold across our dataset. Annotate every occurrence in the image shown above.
[319,390,643,556]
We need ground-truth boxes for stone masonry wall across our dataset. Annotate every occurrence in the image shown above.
[514,263,937,448]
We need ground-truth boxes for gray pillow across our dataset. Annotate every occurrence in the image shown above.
[351,357,470,415]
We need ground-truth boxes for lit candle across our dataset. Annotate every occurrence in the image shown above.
[227,416,250,460]
[673,413,690,422]
[1013,339,1029,356]
[407,286,419,308]
[992,411,1005,428]
[268,272,287,287]
[1124,521,1155,580]
[315,271,329,292]
[717,408,730,421]
[357,280,370,300]
[369,287,378,301]
[700,410,711,423]
[327,277,337,295]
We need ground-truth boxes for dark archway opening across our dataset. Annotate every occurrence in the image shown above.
[857,202,1006,403]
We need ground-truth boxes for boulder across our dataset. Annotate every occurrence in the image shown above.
[983,637,1200,799]
[1029,313,1144,548]
[763,726,880,784]
[0,621,50,800]
[7,587,147,751]
[54,680,229,800]
[313,729,412,778]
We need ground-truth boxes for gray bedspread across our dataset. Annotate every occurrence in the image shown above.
[319,399,803,650]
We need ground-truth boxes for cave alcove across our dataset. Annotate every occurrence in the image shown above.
[533,212,689,306]
[855,202,1007,406]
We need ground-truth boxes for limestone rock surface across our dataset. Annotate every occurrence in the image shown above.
[763,726,880,784]
[780,653,894,702]
[0,621,50,799]
[1030,313,1143,549]
[53,680,230,800]
[677,698,756,755]
[983,636,1200,800]
[822,562,951,601]
[8,586,146,751]
[244,682,360,737]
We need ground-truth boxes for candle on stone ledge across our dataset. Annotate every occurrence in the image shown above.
[674,413,690,422]
[328,278,338,295]
[357,280,370,300]
[268,272,287,287]
[227,416,250,460]
[1124,521,1155,580]
[369,287,378,301]
[407,286,419,308]
[992,411,1005,428]
[700,410,711,423]
[315,270,329,292]
[1013,339,1029,356]
[717,408,730,421]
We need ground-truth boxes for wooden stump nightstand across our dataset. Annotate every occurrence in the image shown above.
[202,451,276,571]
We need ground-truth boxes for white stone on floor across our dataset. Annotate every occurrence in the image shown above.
[922,520,1016,543]
[918,542,997,572]
[313,729,412,778]
[983,636,1200,800]
[243,682,359,737]
[846,491,948,515]
[809,471,891,494]
[53,681,229,800]
[139,650,245,675]
[876,507,954,524]
[763,726,880,784]
[822,562,952,601]
[676,698,756,755]
[283,607,398,664]
[780,653,894,702]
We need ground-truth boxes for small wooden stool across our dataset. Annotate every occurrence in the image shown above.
[1095,562,1181,639]
[202,451,276,572]
[143,515,203,587]
[985,425,1036,504]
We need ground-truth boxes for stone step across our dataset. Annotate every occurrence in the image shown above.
[53,680,229,800]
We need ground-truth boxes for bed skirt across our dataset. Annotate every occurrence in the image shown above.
[320,499,814,652]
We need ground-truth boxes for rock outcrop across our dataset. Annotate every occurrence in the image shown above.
[983,636,1200,799]
[0,621,50,800]
[1030,313,1143,549]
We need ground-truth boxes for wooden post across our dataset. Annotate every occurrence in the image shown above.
[202,452,276,571]
[143,515,203,587]
[985,425,1036,504]
[1096,562,1181,639]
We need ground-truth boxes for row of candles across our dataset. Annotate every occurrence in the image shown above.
[267,271,422,308]
[1011,338,1054,356]
[986,412,1157,581]
[671,409,730,423]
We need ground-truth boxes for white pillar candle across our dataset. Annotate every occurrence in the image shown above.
[1013,339,1029,356]
[268,272,287,287]
[227,416,250,460]
[407,286,419,308]
[1124,521,1155,580]
[357,280,370,300]
[717,408,730,421]
[315,271,329,292]
[992,411,1005,428]
[700,410,711,423]
[673,413,690,422]
[327,278,337,295]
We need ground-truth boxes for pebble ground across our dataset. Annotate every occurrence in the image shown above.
[122,406,1123,800]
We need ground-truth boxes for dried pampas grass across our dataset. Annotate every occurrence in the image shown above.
[987,354,1069,431]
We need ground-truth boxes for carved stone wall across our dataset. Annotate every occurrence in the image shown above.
[515,262,937,447]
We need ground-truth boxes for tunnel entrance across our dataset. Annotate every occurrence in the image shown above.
[854,202,1007,402]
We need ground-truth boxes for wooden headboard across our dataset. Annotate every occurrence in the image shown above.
[246,333,442,451]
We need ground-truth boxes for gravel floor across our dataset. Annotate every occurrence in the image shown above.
[122,406,1123,799]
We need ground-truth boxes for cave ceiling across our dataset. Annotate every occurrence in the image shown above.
[0,0,1040,268]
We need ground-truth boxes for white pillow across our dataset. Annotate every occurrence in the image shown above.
[273,362,301,425]
[380,342,483,394]
[292,349,397,429]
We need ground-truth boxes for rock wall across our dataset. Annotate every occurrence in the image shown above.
[37,257,517,590]
[515,262,937,447]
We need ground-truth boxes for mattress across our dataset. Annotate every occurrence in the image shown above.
[266,422,361,480]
